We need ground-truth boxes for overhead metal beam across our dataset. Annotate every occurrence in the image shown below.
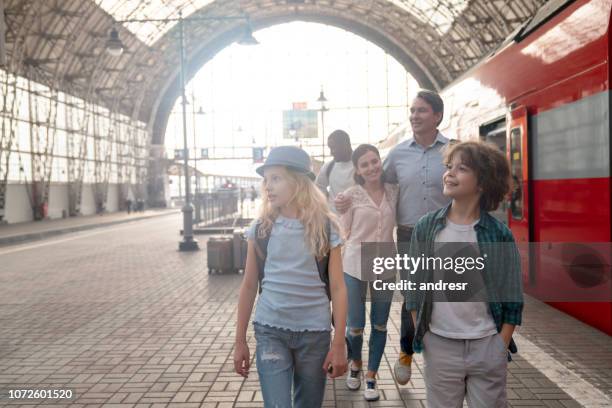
[0,0,6,67]
[29,32,70,41]
[0,0,5,66]
[47,7,84,18]
[23,57,59,66]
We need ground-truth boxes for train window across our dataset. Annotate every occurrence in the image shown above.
[479,118,506,152]
[509,127,523,220]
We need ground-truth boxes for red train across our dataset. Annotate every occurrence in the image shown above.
[379,0,612,334]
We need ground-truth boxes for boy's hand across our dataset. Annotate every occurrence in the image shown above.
[334,193,351,214]
[500,332,512,349]
[323,341,348,378]
[499,324,515,349]
[234,340,251,378]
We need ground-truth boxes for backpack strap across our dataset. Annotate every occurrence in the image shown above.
[315,220,332,301]
[253,221,270,294]
[315,220,334,328]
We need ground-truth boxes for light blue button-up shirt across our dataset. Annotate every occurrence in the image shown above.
[383,132,451,226]
[247,216,343,332]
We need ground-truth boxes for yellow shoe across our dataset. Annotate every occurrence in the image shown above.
[394,352,412,385]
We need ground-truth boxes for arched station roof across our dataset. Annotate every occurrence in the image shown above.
[1,0,547,143]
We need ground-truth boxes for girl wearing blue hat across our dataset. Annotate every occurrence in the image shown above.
[234,146,348,408]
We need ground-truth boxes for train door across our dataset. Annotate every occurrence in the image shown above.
[507,106,533,284]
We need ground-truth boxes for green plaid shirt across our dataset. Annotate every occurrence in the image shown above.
[405,203,524,354]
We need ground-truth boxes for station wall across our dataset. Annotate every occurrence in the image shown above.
[4,183,122,224]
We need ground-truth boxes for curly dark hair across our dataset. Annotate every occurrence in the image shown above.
[442,141,511,211]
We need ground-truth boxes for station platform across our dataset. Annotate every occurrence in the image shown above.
[0,209,180,247]
[0,213,610,407]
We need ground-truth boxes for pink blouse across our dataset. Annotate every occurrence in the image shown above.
[340,183,399,281]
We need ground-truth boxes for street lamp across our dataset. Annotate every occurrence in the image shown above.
[106,12,258,252]
[317,86,329,162]
[106,26,123,57]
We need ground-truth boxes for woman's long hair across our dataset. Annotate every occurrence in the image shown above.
[256,167,340,257]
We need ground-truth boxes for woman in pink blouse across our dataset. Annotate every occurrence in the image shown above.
[339,144,398,401]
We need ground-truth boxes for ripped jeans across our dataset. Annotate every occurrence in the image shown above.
[344,273,394,372]
[253,322,330,408]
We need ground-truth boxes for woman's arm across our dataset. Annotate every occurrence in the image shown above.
[323,245,348,378]
[234,240,260,377]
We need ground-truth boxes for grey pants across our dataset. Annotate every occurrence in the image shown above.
[422,331,508,408]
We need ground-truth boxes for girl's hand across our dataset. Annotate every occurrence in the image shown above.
[234,340,251,378]
[322,340,348,378]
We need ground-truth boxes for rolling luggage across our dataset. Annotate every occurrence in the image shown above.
[232,230,248,272]
[207,236,234,274]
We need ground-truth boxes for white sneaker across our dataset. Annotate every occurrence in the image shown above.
[393,353,412,385]
[364,378,380,401]
[346,363,361,390]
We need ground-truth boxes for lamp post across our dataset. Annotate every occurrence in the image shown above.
[289,124,298,146]
[106,12,258,251]
[235,126,242,158]
[177,12,198,251]
[191,96,205,196]
[317,87,329,162]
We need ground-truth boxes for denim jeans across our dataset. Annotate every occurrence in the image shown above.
[344,273,394,372]
[254,322,330,408]
[398,227,416,355]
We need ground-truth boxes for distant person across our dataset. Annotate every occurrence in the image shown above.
[250,185,256,204]
[126,198,132,214]
[239,187,245,212]
[406,141,523,407]
[137,198,145,212]
[336,90,451,385]
[234,146,347,407]
[316,130,354,212]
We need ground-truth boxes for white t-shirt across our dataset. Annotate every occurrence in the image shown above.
[429,218,497,339]
[315,160,355,211]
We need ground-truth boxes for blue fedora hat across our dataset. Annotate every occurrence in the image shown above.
[256,146,316,180]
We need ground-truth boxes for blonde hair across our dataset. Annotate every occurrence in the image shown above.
[256,167,340,257]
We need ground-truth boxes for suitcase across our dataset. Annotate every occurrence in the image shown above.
[207,236,234,274]
[232,230,248,272]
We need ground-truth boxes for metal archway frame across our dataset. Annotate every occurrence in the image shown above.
[149,12,443,146]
